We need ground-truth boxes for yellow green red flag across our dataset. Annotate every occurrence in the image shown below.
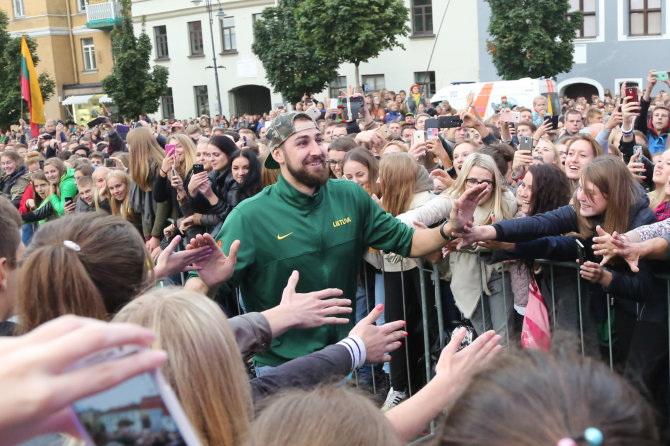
[20,36,45,135]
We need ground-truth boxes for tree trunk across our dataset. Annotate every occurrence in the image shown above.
[354,62,360,90]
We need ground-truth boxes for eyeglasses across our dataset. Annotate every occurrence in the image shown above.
[465,178,494,187]
[326,159,343,167]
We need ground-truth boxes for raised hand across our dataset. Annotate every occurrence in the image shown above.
[349,304,406,363]
[593,225,640,272]
[186,234,239,289]
[449,183,488,231]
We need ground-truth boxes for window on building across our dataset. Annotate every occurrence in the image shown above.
[252,13,263,22]
[81,38,96,71]
[12,0,25,17]
[412,0,433,36]
[220,16,237,53]
[361,74,385,92]
[161,88,175,120]
[629,0,662,36]
[194,85,209,116]
[77,0,87,12]
[329,76,347,98]
[568,0,597,38]
[414,71,436,96]
[188,21,204,56]
[154,25,169,59]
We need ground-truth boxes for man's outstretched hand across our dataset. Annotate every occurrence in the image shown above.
[186,234,239,289]
[449,183,488,231]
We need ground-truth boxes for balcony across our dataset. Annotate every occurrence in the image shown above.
[85,1,123,30]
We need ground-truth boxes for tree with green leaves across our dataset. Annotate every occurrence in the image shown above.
[103,0,168,119]
[252,0,340,104]
[295,0,409,88]
[0,10,54,127]
[485,0,582,80]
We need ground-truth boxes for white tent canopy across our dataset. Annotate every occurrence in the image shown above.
[61,94,95,105]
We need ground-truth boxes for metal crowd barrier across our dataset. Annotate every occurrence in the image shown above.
[353,251,670,440]
[167,242,670,441]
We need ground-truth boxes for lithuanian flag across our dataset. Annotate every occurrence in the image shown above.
[20,36,45,136]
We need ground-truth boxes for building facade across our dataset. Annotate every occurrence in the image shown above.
[3,0,120,124]
[132,0,482,120]
[477,0,670,99]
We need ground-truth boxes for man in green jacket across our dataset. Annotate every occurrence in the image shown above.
[187,112,486,370]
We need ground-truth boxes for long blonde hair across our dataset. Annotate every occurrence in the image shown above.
[445,152,514,224]
[106,170,134,221]
[649,149,670,210]
[379,153,417,216]
[248,385,403,446]
[113,288,253,446]
[127,127,164,191]
[167,133,197,178]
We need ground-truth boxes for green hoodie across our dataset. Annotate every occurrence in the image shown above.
[214,175,414,367]
[48,168,77,216]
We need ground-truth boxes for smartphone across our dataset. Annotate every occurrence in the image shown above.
[64,196,73,206]
[104,158,114,168]
[438,116,463,128]
[500,110,521,123]
[304,105,322,121]
[427,128,439,140]
[625,87,638,101]
[424,118,439,129]
[329,98,339,110]
[116,124,130,133]
[68,346,202,446]
[171,164,178,177]
[653,71,669,81]
[543,114,559,130]
[42,134,52,141]
[519,136,533,151]
[165,144,176,157]
[413,130,426,144]
[634,145,642,156]
[87,117,105,129]
[192,163,204,175]
[575,239,586,265]
[377,126,393,140]
[342,96,365,121]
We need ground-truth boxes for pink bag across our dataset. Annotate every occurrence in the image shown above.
[521,276,551,350]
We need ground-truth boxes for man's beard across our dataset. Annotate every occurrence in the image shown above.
[285,155,329,189]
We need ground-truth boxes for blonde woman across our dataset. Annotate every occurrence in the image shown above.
[106,170,142,234]
[113,287,406,446]
[377,153,436,409]
[154,133,198,226]
[396,153,517,343]
[126,127,170,253]
[647,149,670,217]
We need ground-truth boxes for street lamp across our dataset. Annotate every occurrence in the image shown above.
[191,0,224,116]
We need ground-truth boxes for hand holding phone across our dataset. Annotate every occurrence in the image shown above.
[413,130,426,144]
[519,136,533,151]
[625,86,638,101]
[68,346,202,445]
[576,239,586,265]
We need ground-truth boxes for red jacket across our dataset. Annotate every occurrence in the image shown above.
[18,183,34,214]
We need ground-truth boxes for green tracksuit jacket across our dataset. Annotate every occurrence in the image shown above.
[215,174,415,367]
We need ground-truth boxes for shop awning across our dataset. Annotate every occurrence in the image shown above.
[61,94,95,105]
[99,94,113,104]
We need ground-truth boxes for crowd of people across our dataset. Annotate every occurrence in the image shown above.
[1,69,670,445]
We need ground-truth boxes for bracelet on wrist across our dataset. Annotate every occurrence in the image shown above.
[439,220,453,241]
[621,127,634,135]
[160,168,168,175]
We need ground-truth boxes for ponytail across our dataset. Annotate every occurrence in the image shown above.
[17,244,107,333]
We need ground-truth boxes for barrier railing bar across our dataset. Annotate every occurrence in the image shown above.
[432,264,446,350]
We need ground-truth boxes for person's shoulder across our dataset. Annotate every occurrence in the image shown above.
[326,179,369,197]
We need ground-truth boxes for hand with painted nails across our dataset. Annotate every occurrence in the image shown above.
[349,304,406,364]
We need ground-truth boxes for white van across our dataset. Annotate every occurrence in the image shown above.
[430,78,558,120]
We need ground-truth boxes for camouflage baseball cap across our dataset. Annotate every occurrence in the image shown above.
[264,111,317,169]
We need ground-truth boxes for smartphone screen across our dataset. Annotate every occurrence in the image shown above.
[427,128,439,140]
[71,371,195,445]
[413,130,426,144]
